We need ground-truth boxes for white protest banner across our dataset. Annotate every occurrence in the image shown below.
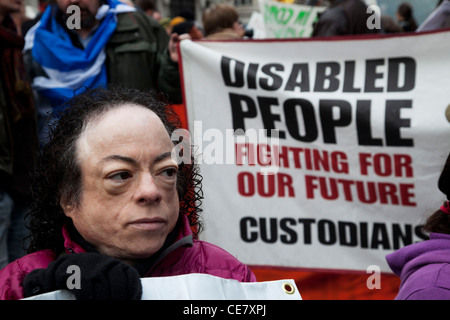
[179,30,450,273]
[22,274,301,300]
[259,0,326,38]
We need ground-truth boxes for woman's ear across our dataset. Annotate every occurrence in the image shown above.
[60,197,75,218]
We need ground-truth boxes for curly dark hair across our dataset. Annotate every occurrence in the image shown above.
[26,86,203,253]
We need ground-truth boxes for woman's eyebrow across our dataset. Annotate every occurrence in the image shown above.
[99,155,138,166]
[99,152,173,165]
[154,152,174,164]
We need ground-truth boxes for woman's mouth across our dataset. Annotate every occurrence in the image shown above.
[128,217,166,231]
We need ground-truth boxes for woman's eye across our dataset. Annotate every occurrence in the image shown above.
[109,171,132,181]
[160,168,178,178]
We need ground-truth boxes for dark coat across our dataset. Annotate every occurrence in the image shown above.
[312,0,378,37]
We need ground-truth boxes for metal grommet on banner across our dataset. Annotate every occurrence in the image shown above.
[282,282,295,295]
[445,104,450,123]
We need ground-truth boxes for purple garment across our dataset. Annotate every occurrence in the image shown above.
[386,233,450,300]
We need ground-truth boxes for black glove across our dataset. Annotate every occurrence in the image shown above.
[23,252,142,300]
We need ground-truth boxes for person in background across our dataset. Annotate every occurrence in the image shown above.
[171,17,203,40]
[386,152,450,299]
[396,2,418,32]
[0,86,256,300]
[10,0,26,36]
[0,0,38,270]
[120,0,134,6]
[380,15,402,33]
[23,0,186,145]
[134,0,161,22]
[159,16,171,34]
[166,15,184,34]
[202,3,245,40]
[312,0,379,37]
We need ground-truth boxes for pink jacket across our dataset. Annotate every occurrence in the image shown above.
[0,215,256,299]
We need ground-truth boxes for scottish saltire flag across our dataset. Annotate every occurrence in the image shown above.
[24,0,135,107]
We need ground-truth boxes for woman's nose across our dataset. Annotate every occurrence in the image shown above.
[134,173,163,205]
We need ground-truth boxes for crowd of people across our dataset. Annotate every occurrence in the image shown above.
[0,0,449,300]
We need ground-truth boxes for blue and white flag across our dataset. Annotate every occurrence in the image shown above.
[24,0,135,107]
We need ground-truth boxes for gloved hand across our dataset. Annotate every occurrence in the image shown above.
[23,252,142,300]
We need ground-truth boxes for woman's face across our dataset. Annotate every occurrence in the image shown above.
[64,105,180,262]
[232,20,245,38]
